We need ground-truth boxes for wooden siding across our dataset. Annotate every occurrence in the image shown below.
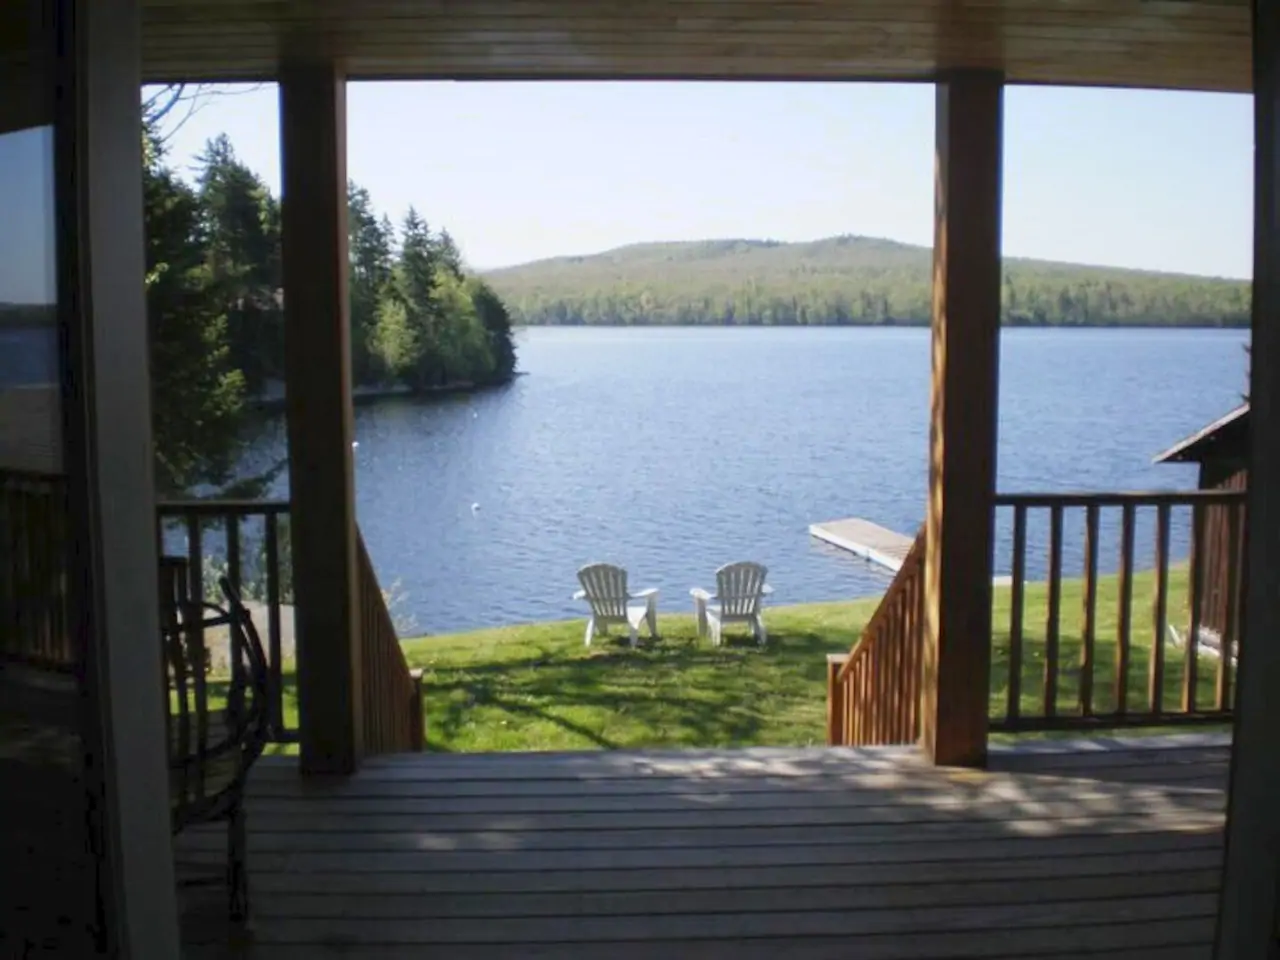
[179,735,1230,958]
[1196,465,1247,644]
[140,0,1251,92]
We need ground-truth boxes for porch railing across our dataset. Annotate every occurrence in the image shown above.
[0,469,72,670]
[157,499,295,740]
[827,527,925,746]
[992,489,1246,732]
[158,502,425,752]
[357,531,425,754]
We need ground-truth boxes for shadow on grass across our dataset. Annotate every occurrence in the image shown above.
[418,627,844,753]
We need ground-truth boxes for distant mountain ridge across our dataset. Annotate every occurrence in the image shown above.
[483,235,1250,328]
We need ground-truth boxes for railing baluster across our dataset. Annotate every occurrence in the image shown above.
[264,512,285,737]
[226,514,245,696]
[1150,503,1172,716]
[1115,503,1136,716]
[1007,505,1027,725]
[993,489,1242,733]
[826,655,846,745]
[1217,501,1242,711]
[1044,506,1063,718]
[1080,503,1099,717]
[1184,503,1206,713]
[226,514,242,596]
[183,509,208,756]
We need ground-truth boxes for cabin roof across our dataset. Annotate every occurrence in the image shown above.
[127,0,1252,92]
[1155,403,1251,464]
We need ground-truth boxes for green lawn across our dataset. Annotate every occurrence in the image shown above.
[401,563,1227,753]
[247,564,1228,754]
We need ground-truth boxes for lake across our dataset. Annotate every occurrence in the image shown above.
[236,327,1250,635]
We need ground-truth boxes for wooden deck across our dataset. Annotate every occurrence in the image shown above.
[179,734,1230,959]
[809,517,915,572]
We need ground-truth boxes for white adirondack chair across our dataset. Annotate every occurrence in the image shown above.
[574,563,659,648]
[691,561,772,647]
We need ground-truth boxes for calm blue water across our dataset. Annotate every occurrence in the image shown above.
[237,327,1250,634]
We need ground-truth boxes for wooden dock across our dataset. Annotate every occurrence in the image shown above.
[809,518,915,572]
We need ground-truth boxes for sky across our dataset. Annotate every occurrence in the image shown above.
[0,81,1256,304]
[0,126,56,305]
[147,81,1255,277]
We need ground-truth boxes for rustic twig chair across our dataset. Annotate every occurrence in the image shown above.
[161,559,270,926]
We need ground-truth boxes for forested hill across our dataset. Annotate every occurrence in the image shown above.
[483,236,1250,328]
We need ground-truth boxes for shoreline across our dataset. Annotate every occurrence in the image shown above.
[247,373,524,413]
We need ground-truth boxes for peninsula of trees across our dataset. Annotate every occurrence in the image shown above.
[484,237,1250,328]
[144,128,516,495]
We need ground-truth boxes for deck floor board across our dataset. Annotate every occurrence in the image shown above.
[179,736,1229,958]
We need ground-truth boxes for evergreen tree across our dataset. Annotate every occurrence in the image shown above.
[348,181,395,382]
[435,228,464,278]
[195,134,282,390]
[468,277,518,381]
[395,208,445,386]
[143,127,247,495]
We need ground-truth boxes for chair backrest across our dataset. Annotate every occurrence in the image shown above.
[578,563,629,620]
[162,571,270,832]
[717,561,768,617]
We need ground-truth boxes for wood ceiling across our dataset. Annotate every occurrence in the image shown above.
[142,0,1251,92]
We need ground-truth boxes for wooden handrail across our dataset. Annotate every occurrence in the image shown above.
[157,499,291,516]
[996,490,1246,508]
[993,488,1245,732]
[356,529,425,755]
[827,527,926,746]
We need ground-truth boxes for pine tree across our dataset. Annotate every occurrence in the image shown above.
[395,208,445,386]
[348,182,395,382]
[196,133,282,391]
[143,126,247,495]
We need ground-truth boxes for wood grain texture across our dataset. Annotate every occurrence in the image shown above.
[1216,3,1280,951]
[176,738,1228,957]
[138,0,1251,91]
[922,71,1002,768]
[831,530,925,747]
[279,59,363,774]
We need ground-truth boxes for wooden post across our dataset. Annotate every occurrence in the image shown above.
[279,60,363,775]
[826,654,849,745]
[1215,0,1280,952]
[920,72,1003,768]
[58,0,181,952]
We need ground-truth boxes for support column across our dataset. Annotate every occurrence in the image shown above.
[920,72,1003,768]
[1215,0,1280,953]
[62,0,180,953]
[279,61,363,775]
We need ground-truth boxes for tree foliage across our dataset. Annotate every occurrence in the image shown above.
[484,236,1250,328]
[143,125,247,496]
[143,126,518,495]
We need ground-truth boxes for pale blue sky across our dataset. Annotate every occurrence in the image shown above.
[0,126,56,305]
[151,82,1253,277]
[0,81,1255,306]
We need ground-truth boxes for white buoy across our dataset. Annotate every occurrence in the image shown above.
[471,502,481,513]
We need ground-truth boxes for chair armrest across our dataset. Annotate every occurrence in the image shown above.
[761,584,774,596]
[573,589,586,601]
[690,588,713,601]
[631,588,659,600]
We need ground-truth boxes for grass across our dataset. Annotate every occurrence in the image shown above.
[402,563,1228,753]
[238,564,1229,755]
